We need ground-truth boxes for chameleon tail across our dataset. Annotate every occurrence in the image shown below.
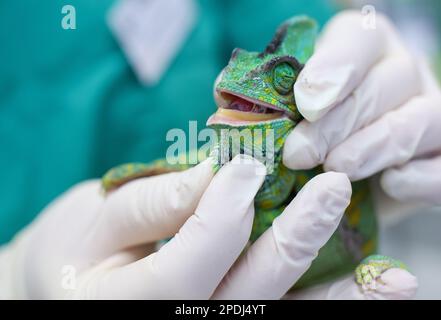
[355,254,409,290]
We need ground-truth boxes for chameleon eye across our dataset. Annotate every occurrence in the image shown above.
[272,62,297,95]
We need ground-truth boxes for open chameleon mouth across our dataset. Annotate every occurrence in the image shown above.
[207,90,288,126]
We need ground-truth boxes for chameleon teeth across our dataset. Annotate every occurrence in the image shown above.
[230,100,254,112]
[251,104,267,113]
[215,108,283,121]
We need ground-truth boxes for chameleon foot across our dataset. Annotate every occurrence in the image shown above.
[355,255,408,291]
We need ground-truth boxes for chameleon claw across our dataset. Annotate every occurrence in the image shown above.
[355,255,408,291]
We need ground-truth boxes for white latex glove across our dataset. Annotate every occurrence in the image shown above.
[286,268,418,300]
[0,155,351,299]
[283,10,441,207]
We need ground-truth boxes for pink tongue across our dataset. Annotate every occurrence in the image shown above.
[230,97,254,112]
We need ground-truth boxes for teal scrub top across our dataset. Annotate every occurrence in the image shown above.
[0,0,335,244]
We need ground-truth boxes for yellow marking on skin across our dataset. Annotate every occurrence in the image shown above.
[259,200,274,209]
[362,239,376,256]
[216,108,283,121]
[296,173,309,188]
[345,188,368,226]
[347,208,361,226]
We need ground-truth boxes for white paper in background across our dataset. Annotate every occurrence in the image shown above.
[108,0,197,86]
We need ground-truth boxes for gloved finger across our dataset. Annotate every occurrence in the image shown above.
[285,268,417,300]
[212,172,351,300]
[419,58,441,95]
[86,155,266,299]
[93,159,214,253]
[381,155,441,205]
[294,10,404,122]
[324,95,441,181]
[284,54,420,170]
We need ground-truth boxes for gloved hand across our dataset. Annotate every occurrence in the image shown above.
[283,10,441,207]
[0,155,415,299]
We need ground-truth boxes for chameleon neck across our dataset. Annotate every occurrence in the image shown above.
[208,118,297,209]
[254,158,297,209]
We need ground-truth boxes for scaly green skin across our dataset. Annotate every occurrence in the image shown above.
[102,16,408,290]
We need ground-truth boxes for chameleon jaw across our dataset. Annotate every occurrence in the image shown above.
[209,90,289,125]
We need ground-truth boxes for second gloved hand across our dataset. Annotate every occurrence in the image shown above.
[283,10,441,206]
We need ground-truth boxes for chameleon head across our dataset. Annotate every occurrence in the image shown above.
[206,16,318,173]
[208,15,317,126]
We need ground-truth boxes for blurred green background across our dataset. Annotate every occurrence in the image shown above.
[1,0,440,299]
[0,0,335,244]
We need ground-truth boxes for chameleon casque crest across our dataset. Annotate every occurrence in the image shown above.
[102,16,407,290]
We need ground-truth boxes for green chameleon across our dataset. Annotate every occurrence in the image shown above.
[102,16,408,291]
